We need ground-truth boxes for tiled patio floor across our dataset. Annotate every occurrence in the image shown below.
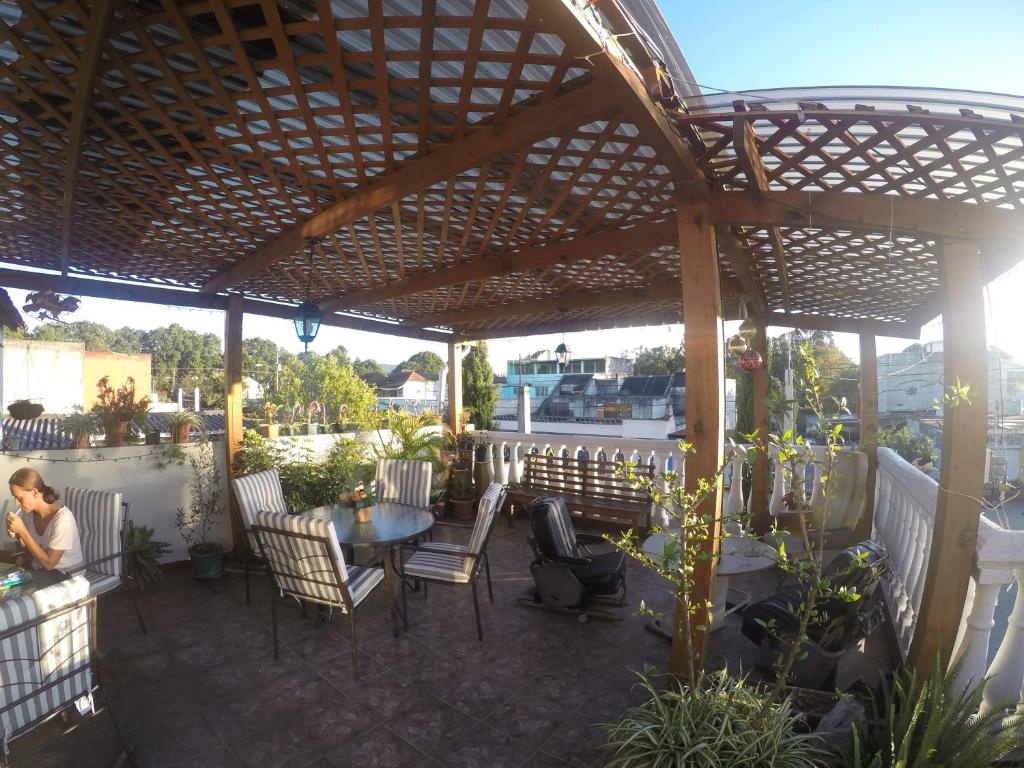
[14,520,782,768]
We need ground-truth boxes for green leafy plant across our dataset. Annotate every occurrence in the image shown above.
[601,668,829,767]
[124,521,171,591]
[91,375,150,425]
[375,408,450,475]
[58,408,96,443]
[851,655,1021,767]
[878,426,935,465]
[165,410,203,428]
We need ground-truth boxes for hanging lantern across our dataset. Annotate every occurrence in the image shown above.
[554,341,571,372]
[292,302,322,349]
[737,317,757,343]
[726,334,748,357]
[739,349,763,373]
[293,237,323,351]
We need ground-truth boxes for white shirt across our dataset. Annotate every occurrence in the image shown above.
[24,506,84,574]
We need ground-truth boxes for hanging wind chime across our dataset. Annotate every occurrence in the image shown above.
[728,302,762,373]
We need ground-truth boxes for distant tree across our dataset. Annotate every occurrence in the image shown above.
[396,350,444,378]
[879,425,935,465]
[352,358,384,379]
[309,355,377,425]
[768,330,858,415]
[30,321,115,351]
[632,344,685,375]
[111,327,144,354]
[462,342,497,429]
[242,338,281,397]
[325,345,350,368]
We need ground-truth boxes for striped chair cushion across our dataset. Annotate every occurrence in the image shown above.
[466,484,505,558]
[0,578,92,747]
[403,550,471,584]
[232,470,288,554]
[346,565,386,608]
[253,511,358,609]
[65,487,123,578]
[82,571,121,596]
[376,459,431,508]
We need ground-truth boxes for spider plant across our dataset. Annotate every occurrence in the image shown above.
[601,668,829,768]
[850,655,1022,768]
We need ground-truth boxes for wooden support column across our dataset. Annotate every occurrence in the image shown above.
[676,198,725,676]
[855,334,879,539]
[749,315,771,533]
[447,341,463,434]
[909,240,988,675]
[224,294,245,555]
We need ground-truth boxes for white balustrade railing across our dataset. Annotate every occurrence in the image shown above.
[873,447,938,661]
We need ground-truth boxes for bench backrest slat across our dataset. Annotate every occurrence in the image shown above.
[522,455,652,506]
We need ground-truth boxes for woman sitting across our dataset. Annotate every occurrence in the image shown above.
[5,468,83,587]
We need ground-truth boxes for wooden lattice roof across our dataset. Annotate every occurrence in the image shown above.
[1,1,1023,341]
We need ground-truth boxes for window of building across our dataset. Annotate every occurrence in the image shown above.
[533,386,549,397]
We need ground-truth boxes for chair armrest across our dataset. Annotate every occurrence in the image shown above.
[403,543,471,556]
[65,551,122,576]
[575,533,607,546]
[432,520,475,531]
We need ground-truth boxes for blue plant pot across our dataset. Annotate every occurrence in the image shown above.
[189,544,224,580]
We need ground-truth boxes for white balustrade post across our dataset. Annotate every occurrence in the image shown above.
[494,440,507,485]
[948,574,1004,698]
[981,568,1024,714]
[508,440,522,485]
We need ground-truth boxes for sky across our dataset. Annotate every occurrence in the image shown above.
[10,1,1024,372]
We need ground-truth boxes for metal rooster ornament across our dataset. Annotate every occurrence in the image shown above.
[22,290,81,323]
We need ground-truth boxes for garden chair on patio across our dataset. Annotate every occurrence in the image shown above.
[375,458,432,508]
[63,486,147,634]
[250,510,385,678]
[231,469,289,605]
[398,483,506,641]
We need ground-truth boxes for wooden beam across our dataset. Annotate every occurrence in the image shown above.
[855,333,879,540]
[749,315,771,534]
[321,221,678,312]
[447,341,463,433]
[60,0,116,276]
[529,0,706,193]
[224,294,245,555]
[708,190,1024,246]
[717,227,767,318]
[676,197,725,678]
[766,311,921,340]
[418,278,742,329]
[909,239,988,675]
[0,268,451,343]
[200,80,618,294]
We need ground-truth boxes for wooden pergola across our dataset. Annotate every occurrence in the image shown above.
[2,0,1022,676]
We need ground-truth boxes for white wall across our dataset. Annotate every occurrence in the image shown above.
[495,418,672,439]
[0,443,232,563]
[3,339,85,414]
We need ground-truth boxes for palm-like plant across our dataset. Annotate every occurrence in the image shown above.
[376,409,450,475]
[124,521,171,591]
[851,655,1022,767]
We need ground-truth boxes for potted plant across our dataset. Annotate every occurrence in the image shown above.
[259,402,280,439]
[91,376,150,447]
[58,408,95,449]
[124,521,171,591]
[306,401,324,436]
[167,410,203,444]
[175,440,226,579]
[449,461,474,520]
[8,399,43,420]
[144,426,161,445]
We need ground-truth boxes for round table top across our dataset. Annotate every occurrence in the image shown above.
[304,502,434,546]
[641,531,776,575]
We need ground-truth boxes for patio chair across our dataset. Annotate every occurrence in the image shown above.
[375,458,432,508]
[63,486,147,634]
[250,510,384,678]
[231,469,289,605]
[520,495,627,622]
[398,483,506,641]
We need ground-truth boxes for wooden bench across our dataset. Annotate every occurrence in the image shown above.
[506,454,654,532]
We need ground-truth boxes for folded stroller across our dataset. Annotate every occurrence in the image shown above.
[742,539,889,687]
[520,496,627,622]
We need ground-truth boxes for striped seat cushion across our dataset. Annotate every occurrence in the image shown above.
[346,565,385,607]
[376,459,431,508]
[65,487,124,579]
[0,578,92,747]
[232,470,289,554]
[403,550,470,584]
[420,541,468,554]
[82,570,121,596]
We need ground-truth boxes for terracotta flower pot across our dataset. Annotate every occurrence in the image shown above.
[259,424,280,439]
[73,434,90,449]
[106,421,129,447]
[172,424,190,444]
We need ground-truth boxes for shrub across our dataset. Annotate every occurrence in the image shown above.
[878,426,935,465]
[601,669,829,768]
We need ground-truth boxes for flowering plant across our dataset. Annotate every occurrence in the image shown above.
[91,376,150,427]
[339,481,376,509]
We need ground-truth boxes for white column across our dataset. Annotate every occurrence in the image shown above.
[981,568,1024,714]
[517,385,531,434]
[948,576,1003,698]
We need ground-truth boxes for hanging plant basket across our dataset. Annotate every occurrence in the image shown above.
[8,401,43,420]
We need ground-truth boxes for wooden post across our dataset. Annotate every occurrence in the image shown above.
[855,334,879,539]
[676,198,725,676]
[224,294,245,555]
[749,315,771,533]
[447,340,463,434]
[908,240,988,674]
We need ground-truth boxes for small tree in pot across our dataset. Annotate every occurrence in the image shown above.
[167,410,203,444]
[58,408,96,449]
[175,440,226,579]
[259,402,280,439]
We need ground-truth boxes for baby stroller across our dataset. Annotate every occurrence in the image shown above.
[520,496,627,622]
